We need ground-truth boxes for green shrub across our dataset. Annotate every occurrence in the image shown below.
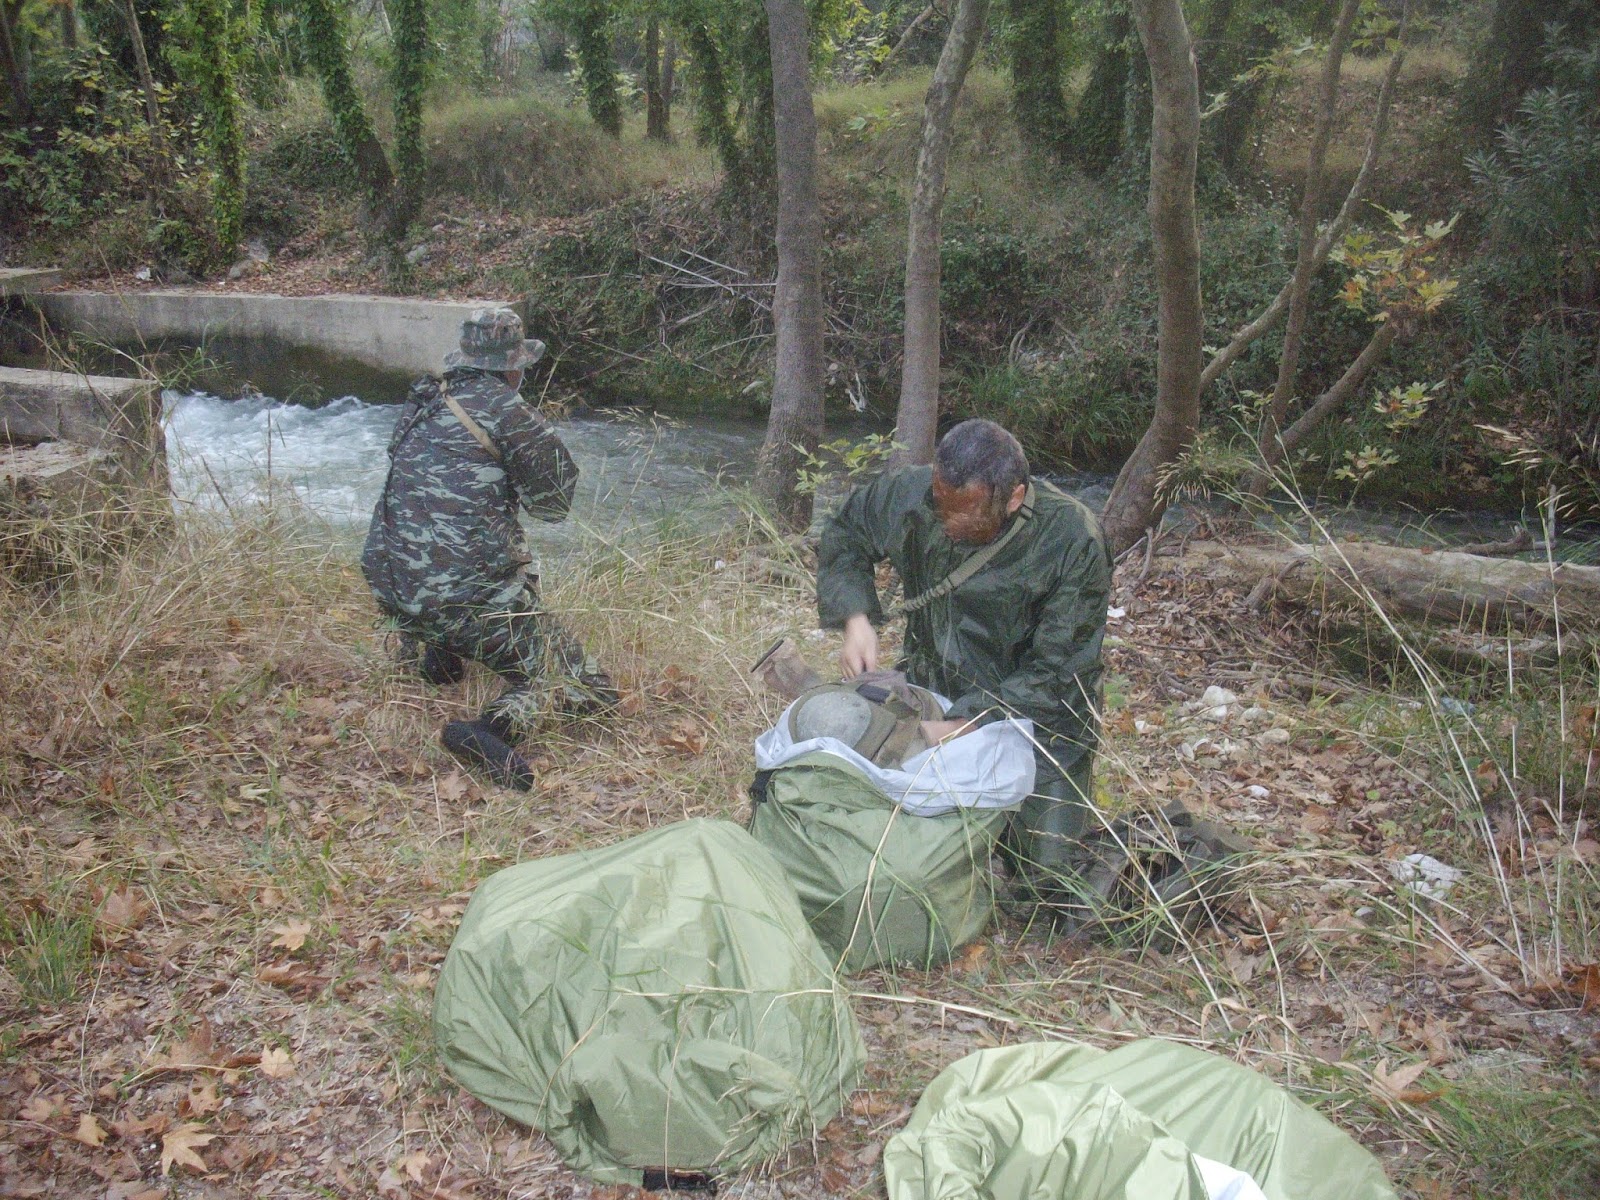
[422,95,634,212]
[254,113,357,195]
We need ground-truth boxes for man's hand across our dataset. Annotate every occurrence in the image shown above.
[921,718,979,745]
[840,614,878,678]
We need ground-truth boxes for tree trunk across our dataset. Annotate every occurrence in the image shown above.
[0,0,28,120]
[1257,0,1359,474]
[1007,0,1069,161]
[572,0,621,137]
[121,0,166,154]
[645,15,669,141]
[661,32,676,123]
[391,0,429,234]
[60,0,79,49]
[191,0,247,258]
[755,0,824,528]
[1072,11,1131,176]
[893,0,990,467]
[1100,0,1202,557]
[686,20,743,182]
[300,0,395,218]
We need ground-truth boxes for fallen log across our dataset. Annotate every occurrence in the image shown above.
[1192,540,1600,635]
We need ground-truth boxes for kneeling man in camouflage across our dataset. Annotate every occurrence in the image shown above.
[363,307,617,790]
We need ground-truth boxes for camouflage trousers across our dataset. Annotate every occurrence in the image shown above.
[386,580,600,737]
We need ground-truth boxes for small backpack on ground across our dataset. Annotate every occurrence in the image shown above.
[749,752,1011,973]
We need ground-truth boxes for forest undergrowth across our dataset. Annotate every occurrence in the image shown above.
[0,478,1595,1199]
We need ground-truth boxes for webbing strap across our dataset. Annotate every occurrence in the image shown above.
[888,482,1036,619]
[440,383,502,463]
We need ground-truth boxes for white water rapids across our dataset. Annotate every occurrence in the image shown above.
[162,389,767,550]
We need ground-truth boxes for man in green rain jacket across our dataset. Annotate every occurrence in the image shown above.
[816,418,1112,904]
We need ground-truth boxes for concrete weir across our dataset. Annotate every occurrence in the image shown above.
[0,365,167,577]
[33,290,500,376]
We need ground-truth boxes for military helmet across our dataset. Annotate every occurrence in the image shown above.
[786,679,945,769]
[445,307,547,373]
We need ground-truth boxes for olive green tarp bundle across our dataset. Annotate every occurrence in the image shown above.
[433,819,867,1186]
[749,752,1010,973]
[885,1041,1398,1200]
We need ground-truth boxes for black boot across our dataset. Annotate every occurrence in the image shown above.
[420,643,466,686]
[560,670,622,717]
[397,636,465,686]
[440,715,534,791]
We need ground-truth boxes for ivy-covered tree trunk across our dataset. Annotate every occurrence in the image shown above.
[299,0,395,216]
[190,0,247,258]
[896,0,991,466]
[0,0,29,120]
[571,0,621,137]
[1007,0,1070,162]
[756,0,824,528]
[391,0,428,232]
[685,20,743,183]
[736,10,777,201]
[1071,9,1130,176]
[644,14,670,141]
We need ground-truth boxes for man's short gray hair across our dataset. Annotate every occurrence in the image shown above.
[935,419,1029,497]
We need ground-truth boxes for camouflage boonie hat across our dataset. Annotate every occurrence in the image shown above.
[444,307,547,372]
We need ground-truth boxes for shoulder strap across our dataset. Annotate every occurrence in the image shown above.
[439,382,503,463]
[888,482,1036,619]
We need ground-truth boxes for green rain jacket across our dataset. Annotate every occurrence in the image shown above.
[817,466,1111,784]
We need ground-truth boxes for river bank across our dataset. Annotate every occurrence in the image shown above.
[0,501,1595,1198]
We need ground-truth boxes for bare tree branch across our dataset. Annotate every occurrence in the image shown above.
[1257,0,1361,468]
[1199,0,1413,394]
[1277,319,1401,456]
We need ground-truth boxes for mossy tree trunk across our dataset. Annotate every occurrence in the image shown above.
[684,19,744,184]
[1071,9,1130,176]
[189,0,247,258]
[895,0,991,467]
[391,0,429,233]
[1007,0,1070,163]
[0,0,28,119]
[756,0,823,527]
[571,0,622,136]
[299,0,395,218]
[644,13,671,140]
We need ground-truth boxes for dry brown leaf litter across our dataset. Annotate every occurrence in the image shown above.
[0,539,1595,1199]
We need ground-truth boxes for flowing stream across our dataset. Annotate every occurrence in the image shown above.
[163,388,770,553]
[160,366,1533,558]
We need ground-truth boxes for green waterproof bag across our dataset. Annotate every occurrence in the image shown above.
[748,752,1010,974]
[885,1041,1398,1200]
[433,819,866,1186]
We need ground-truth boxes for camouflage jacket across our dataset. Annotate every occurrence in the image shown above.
[816,466,1111,779]
[362,368,577,615]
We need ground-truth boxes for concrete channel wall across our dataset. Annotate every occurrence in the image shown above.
[0,366,169,575]
[0,366,164,477]
[33,290,507,376]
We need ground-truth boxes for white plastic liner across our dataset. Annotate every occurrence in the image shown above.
[754,692,1035,815]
